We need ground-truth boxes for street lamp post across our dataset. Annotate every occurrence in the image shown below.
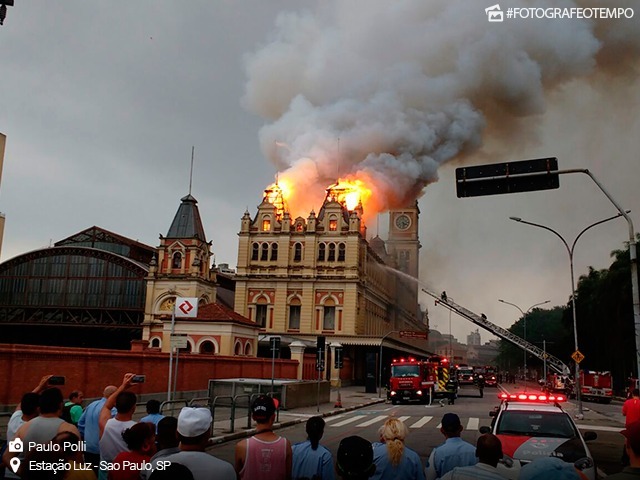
[510,212,626,416]
[378,330,399,398]
[498,299,550,391]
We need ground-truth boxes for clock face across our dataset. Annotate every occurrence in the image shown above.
[395,214,411,230]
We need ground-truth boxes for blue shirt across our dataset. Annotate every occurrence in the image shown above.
[292,439,335,480]
[425,437,477,480]
[139,413,164,432]
[372,441,425,480]
[77,397,115,454]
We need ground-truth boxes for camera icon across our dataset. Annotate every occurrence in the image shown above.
[8,438,23,453]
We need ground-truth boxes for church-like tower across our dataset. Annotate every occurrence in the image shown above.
[385,201,421,278]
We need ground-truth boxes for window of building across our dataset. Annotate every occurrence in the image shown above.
[260,243,269,261]
[172,252,182,269]
[318,243,326,261]
[293,243,302,262]
[235,342,242,355]
[252,243,259,261]
[399,251,409,272]
[323,303,336,331]
[271,243,278,261]
[150,338,160,348]
[296,223,304,232]
[288,300,301,330]
[199,340,216,354]
[328,243,336,262]
[338,243,346,261]
[255,303,267,328]
[262,217,271,232]
[329,215,338,231]
[244,342,252,356]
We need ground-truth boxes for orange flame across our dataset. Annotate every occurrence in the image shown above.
[326,178,372,211]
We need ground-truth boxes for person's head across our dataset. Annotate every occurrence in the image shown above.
[103,385,117,398]
[623,419,640,462]
[633,388,640,398]
[518,456,582,480]
[440,413,463,438]
[336,435,375,479]
[306,416,325,450]
[251,395,277,425]
[177,407,212,448]
[378,417,407,467]
[156,416,179,450]
[20,392,40,417]
[148,462,195,480]
[146,399,161,414]
[51,431,83,462]
[39,387,64,414]
[115,391,137,415]
[69,391,84,405]
[121,422,156,455]
[476,433,503,467]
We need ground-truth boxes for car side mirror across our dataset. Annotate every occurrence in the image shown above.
[479,426,491,434]
[489,410,496,417]
[583,431,597,441]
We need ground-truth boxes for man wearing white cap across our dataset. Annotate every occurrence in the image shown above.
[161,407,235,480]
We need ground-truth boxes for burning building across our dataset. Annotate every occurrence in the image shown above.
[234,179,428,390]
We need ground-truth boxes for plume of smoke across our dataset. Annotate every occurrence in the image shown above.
[243,0,639,214]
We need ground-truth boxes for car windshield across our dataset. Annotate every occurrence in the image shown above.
[458,368,474,376]
[392,365,420,377]
[496,411,577,438]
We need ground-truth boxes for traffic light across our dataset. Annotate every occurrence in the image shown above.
[334,346,343,369]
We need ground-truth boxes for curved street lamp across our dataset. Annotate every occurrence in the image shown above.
[509,211,627,416]
[498,299,550,391]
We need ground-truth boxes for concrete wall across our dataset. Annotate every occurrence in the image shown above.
[0,344,298,406]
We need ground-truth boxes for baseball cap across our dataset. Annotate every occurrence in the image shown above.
[251,395,279,419]
[622,419,640,453]
[441,413,462,431]
[177,407,212,437]
[519,456,582,480]
[337,435,374,478]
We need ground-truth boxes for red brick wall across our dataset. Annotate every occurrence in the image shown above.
[0,344,298,405]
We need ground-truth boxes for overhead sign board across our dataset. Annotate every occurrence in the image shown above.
[456,157,559,198]
[175,297,198,318]
[170,334,189,349]
[399,330,427,339]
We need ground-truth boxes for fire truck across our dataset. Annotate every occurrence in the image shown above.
[388,356,457,405]
[580,370,613,404]
[543,373,574,397]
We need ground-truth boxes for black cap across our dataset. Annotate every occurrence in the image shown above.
[251,395,277,419]
[337,435,374,477]
[442,413,462,431]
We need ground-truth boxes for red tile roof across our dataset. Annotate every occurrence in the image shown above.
[192,302,256,326]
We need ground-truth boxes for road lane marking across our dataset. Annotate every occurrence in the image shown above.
[397,416,411,424]
[356,415,389,427]
[410,416,433,428]
[324,414,346,423]
[331,416,365,427]
[467,418,479,430]
[575,424,623,432]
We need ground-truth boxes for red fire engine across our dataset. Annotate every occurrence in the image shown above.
[580,370,613,404]
[388,356,457,404]
[543,373,574,397]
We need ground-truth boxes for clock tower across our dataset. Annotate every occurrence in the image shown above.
[386,201,421,278]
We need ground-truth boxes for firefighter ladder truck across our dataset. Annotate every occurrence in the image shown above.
[421,288,571,376]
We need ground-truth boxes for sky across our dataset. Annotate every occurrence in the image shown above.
[1,1,639,349]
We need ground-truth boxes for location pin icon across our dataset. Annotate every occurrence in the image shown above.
[10,457,20,474]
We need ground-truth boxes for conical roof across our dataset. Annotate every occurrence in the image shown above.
[166,194,207,240]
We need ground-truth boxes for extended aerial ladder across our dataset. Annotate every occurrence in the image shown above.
[421,288,571,375]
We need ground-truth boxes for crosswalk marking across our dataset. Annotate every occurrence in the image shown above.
[356,415,389,427]
[466,418,479,430]
[323,414,346,423]
[410,416,433,428]
[397,416,411,424]
[331,415,367,427]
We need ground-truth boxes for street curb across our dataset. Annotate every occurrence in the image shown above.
[208,398,386,446]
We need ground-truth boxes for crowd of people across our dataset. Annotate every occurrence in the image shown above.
[2,374,639,479]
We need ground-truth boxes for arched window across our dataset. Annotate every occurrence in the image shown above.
[150,338,161,348]
[288,297,301,330]
[255,297,268,328]
[172,252,182,269]
[260,243,269,261]
[296,223,304,232]
[329,215,338,231]
[235,341,243,355]
[271,243,278,261]
[318,243,326,261]
[328,243,336,262]
[262,217,271,232]
[293,243,302,262]
[252,243,259,261]
[199,340,216,354]
[244,342,252,356]
[338,243,346,261]
[323,298,336,331]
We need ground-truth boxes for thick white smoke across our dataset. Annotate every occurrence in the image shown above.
[242,0,639,213]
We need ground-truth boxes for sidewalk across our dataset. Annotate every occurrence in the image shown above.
[208,385,385,445]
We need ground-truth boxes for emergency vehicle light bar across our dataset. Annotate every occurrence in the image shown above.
[499,393,566,402]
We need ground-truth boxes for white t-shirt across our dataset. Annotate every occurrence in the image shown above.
[6,410,24,442]
[99,418,136,463]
